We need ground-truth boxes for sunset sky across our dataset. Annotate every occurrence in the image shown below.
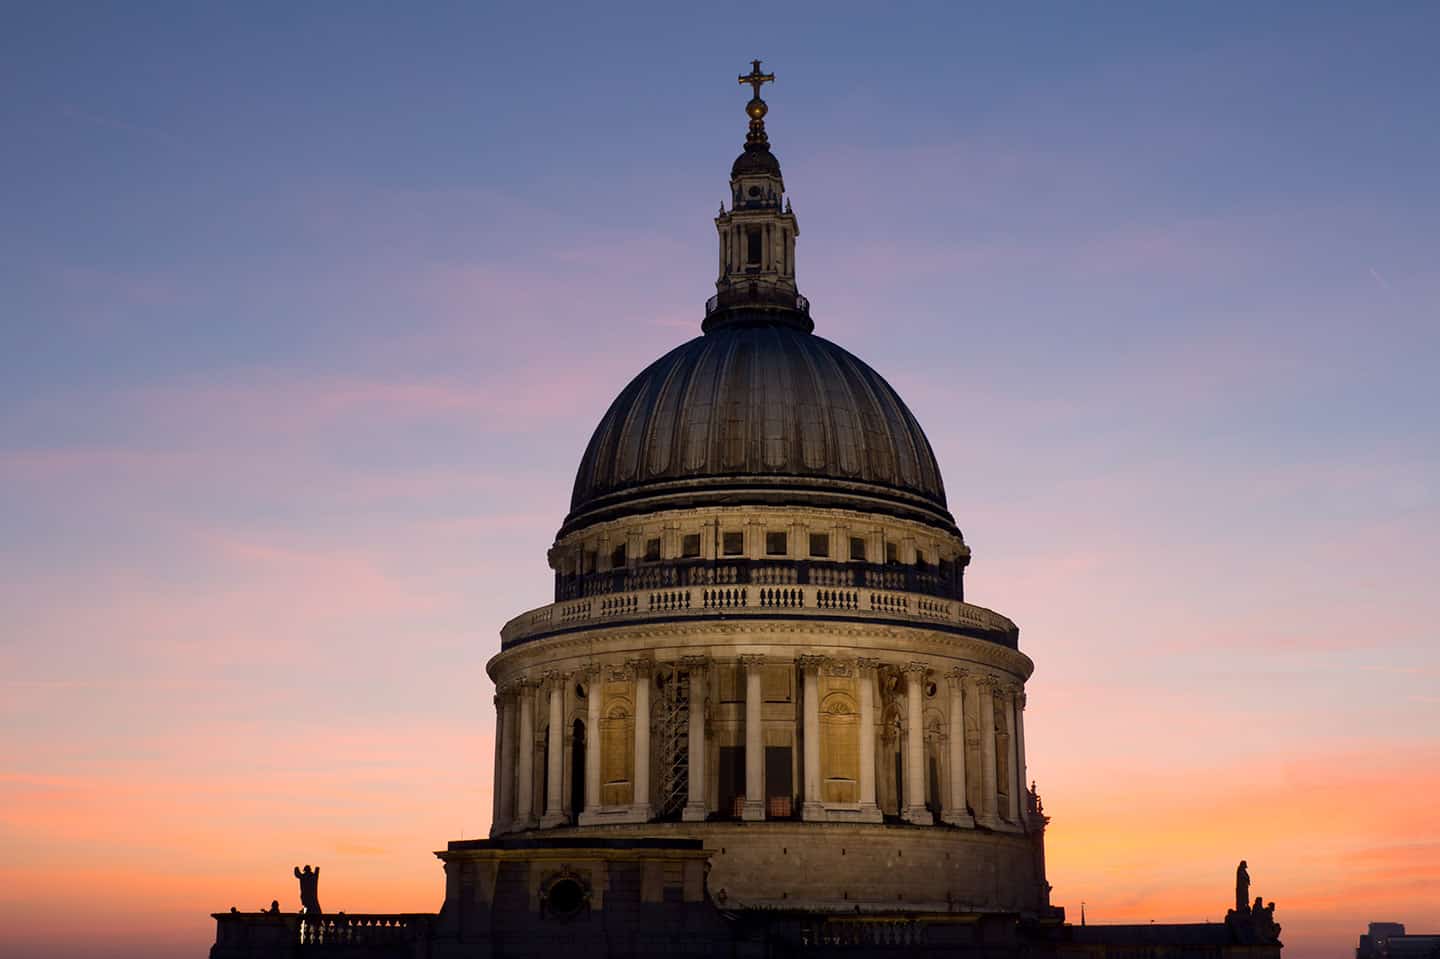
[3,4,1437,958]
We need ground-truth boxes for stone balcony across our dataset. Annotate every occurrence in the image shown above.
[501,584,1019,650]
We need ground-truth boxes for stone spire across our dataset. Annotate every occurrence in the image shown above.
[704,60,809,333]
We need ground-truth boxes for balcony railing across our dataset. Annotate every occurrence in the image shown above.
[555,556,962,605]
[502,583,1018,649]
[705,290,810,316]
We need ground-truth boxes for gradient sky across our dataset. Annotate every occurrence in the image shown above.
[2,4,1437,957]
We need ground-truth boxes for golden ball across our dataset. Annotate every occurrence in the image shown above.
[746,98,768,120]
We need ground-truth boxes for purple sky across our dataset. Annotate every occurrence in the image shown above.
[2,5,1438,957]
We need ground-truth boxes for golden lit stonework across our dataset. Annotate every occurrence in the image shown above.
[482,63,1050,916]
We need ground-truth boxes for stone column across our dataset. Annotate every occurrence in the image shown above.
[584,667,602,815]
[1005,684,1021,824]
[1015,689,1030,824]
[514,680,537,829]
[682,656,709,822]
[799,655,826,820]
[856,658,883,822]
[942,669,974,827]
[490,694,504,833]
[629,659,653,820]
[539,672,567,828]
[740,654,766,820]
[977,676,1000,828]
[494,687,517,835]
[902,663,933,825]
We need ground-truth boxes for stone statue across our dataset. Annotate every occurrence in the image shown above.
[294,864,322,914]
[1224,862,1281,945]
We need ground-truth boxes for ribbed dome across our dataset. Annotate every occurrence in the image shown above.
[563,323,955,536]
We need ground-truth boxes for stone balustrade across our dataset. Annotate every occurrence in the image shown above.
[500,585,1017,649]
[210,911,435,957]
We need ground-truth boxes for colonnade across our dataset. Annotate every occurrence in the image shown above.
[489,655,1030,836]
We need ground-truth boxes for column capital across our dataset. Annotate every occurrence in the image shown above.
[625,657,655,677]
[856,657,882,673]
[977,673,1002,691]
[945,666,970,688]
[1017,690,1028,710]
[680,655,711,669]
[796,654,828,670]
[737,653,767,668]
[903,661,930,678]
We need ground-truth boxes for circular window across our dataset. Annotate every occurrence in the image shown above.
[546,877,586,918]
[747,185,761,197]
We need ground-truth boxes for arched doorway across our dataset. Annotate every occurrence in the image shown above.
[570,718,586,825]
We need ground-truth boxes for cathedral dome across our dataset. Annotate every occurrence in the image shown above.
[563,320,955,536]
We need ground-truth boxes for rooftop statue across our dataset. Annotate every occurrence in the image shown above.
[293,865,321,915]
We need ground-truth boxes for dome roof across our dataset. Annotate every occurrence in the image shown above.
[731,145,782,179]
[563,322,955,537]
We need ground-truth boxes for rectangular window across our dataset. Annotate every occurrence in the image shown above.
[722,531,744,556]
[611,544,627,568]
[583,550,597,574]
[746,229,762,265]
[850,536,867,562]
[765,745,794,806]
[885,541,899,565]
[809,532,830,558]
[644,537,661,562]
[765,531,788,556]
[681,533,701,558]
[719,746,746,818]
[915,550,928,571]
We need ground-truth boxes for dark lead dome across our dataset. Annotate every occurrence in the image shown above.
[563,323,955,537]
[731,144,782,179]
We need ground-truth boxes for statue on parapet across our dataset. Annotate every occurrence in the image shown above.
[294,864,322,914]
[1224,861,1280,945]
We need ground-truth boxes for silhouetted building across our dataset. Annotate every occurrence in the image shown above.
[1359,924,1440,959]
[210,62,1285,959]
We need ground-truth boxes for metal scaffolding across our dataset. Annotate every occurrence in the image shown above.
[654,668,691,818]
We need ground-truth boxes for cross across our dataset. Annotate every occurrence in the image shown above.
[738,59,774,98]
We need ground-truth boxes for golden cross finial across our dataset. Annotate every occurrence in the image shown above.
[738,59,775,99]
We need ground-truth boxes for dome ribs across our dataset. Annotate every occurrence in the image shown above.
[639,336,702,479]
[774,324,830,473]
[759,325,798,472]
[680,335,723,474]
[714,328,754,472]
[563,325,954,535]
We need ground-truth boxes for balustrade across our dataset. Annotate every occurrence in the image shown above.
[503,582,1016,647]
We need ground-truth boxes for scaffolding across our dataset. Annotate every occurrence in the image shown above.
[654,668,691,818]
